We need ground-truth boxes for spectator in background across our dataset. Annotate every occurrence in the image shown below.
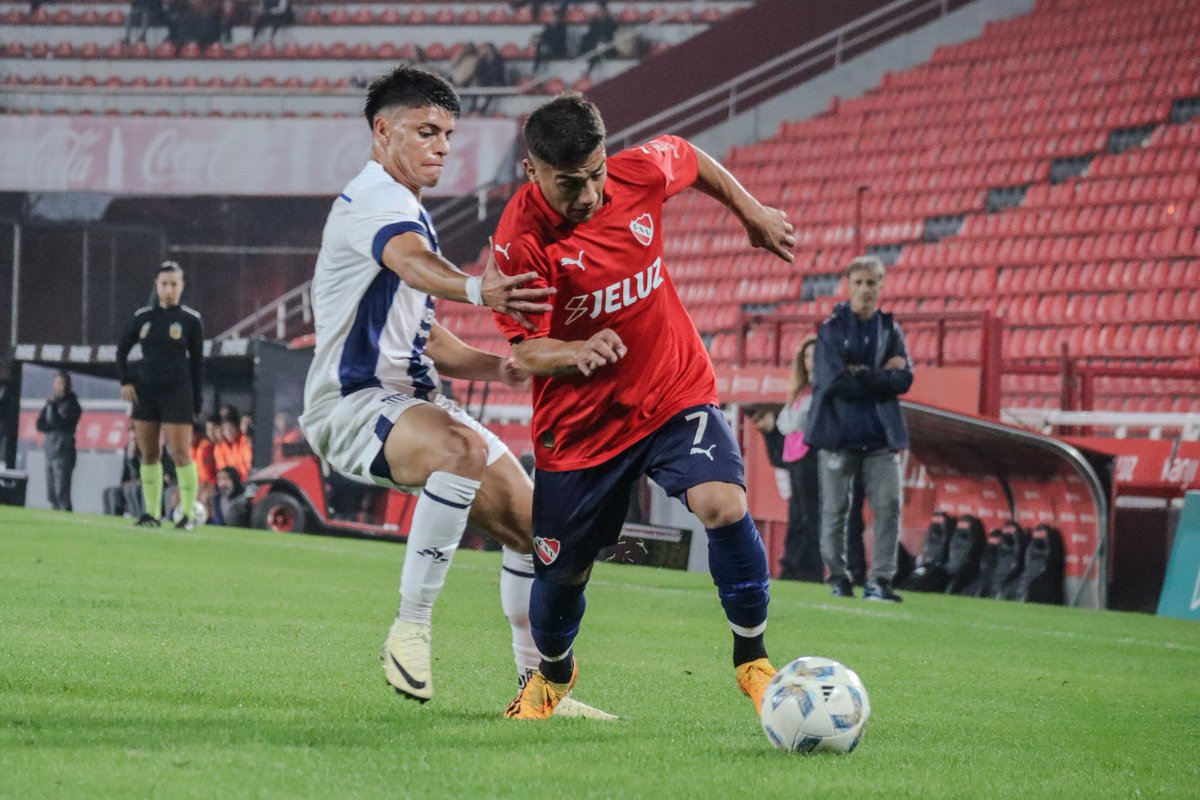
[751,336,822,582]
[532,5,569,71]
[806,256,912,602]
[449,42,481,90]
[239,411,254,439]
[123,0,163,45]
[214,410,252,481]
[252,0,294,43]
[471,43,508,114]
[578,0,617,73]
[167,0,221,47]
[103,428,144,518]
[36,371,82,512]
[210,466,249,526]
[191,418,217,519]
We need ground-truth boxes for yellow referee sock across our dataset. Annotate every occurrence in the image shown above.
[139,462,163,520]
[176,462,198,522]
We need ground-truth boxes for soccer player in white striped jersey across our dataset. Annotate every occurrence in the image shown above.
[300,66,611,718]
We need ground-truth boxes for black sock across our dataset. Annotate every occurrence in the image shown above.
[733,632,768,668]
[540,652,575,685]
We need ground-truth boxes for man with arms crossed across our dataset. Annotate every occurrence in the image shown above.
[492,95,797,719]
[300,67,607,718]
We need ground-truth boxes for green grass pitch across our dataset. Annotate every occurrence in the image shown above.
[2,506,1198,799]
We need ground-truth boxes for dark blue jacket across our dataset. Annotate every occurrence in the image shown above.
[805,302,912,451]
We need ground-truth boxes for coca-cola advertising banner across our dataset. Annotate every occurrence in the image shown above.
[0,116,518,197]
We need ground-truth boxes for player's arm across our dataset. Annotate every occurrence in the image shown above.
[380,233,554,330]
[511,330,627,378]
[690,146,796,263]
[116,311,143,404]
[187,313,204,413]
[426,323,528,387]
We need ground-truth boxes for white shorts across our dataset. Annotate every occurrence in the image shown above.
[300,388,508,493]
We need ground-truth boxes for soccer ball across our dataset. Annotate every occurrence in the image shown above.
[760,656,870,753]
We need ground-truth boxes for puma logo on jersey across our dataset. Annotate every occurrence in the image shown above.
[563,257,664,325]
[494,242,512,259]
[690,444,716,460]
[559,249,587,271]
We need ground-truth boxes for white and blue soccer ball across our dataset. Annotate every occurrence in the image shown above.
[760,656,870,753]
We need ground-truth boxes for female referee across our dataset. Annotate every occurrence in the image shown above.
[116,261,205,529]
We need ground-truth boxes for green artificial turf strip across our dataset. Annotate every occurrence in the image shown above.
[2,507,1198,799]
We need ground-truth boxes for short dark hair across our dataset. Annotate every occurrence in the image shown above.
[524,93,606,168]
[364,65,460,128]
[158,260,183,280]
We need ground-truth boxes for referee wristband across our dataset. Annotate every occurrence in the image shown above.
[465,275,484,306]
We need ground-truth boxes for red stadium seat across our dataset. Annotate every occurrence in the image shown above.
[301,9,322,25]
[350,42,373,59]
[424,43,448,60]
[378,9,401,25]
[350,9,372,25]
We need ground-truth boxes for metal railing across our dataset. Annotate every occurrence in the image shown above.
[609,0,966,149]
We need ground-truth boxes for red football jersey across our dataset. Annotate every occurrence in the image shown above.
[492,135,717,471]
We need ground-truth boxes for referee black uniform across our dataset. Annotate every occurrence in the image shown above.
[116,303,205,423]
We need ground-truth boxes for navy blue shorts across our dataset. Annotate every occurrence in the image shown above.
[531,404,745,579]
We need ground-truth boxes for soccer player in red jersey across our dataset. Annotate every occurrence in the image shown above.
[492,95,797,719]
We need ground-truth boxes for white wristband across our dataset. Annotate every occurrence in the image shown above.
[465,275,484,306]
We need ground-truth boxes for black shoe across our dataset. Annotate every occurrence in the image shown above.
[175,517,195,531]
[864,579,903,603]
[830,578,855,598]
[134,514,161,528]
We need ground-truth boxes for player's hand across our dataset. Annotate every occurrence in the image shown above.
[498,356,530,389]
[575,329,626,377]
[481,237,556,331]
[742,205,796,263]
[120,383,138,405]
[884,356,907,370]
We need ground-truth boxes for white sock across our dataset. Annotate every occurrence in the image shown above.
[396,471,481,627]
[501,546,541,686]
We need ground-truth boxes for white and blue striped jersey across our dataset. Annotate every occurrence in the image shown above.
[302,161,442,431]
